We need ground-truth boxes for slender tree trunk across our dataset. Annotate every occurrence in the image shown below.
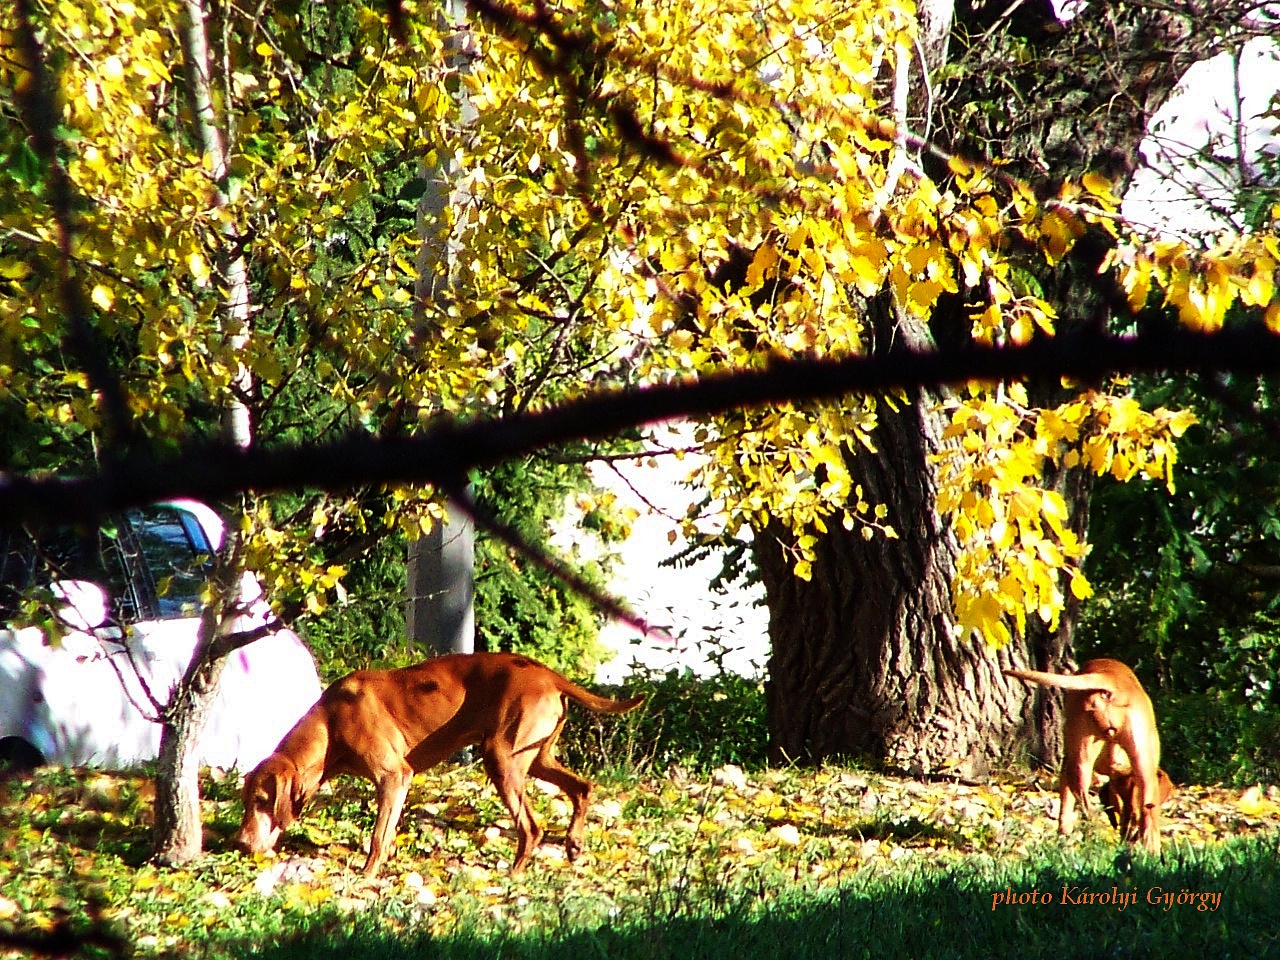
[407,0,478,657]
[151,0,256,865]
[759,0,1224,770]
[1018,463,1093,766]
[152,610,227,866]
[943,0,1219,767]
[179,0,253,448]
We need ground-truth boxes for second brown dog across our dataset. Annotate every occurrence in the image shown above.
[1097,750,1174,840]
[234,652,644,876]
[1004,657,1164,853]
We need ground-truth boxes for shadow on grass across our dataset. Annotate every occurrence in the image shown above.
[5,769,157,865]
[837,814,955,845]
[227,834,1280,960]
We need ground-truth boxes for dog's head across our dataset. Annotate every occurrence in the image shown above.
[233,753,304,856]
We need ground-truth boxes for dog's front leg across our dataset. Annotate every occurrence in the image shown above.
[364,764,413,876]
[1058,780,1080,836]
[1135,767,1162,854]
[1058,766,1089,836]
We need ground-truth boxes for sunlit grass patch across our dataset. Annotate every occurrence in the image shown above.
[3,762,1280,959]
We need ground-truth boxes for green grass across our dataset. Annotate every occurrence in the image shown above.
[3,761,1280,960]
[158,835,1280,960]
[11,664,1274,959]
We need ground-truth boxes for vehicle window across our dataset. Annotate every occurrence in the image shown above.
[0,505,216,624]
[0,525,129,622]
[127,505,213,620]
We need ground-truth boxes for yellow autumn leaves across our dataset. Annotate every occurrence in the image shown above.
[2,0,461,610]
[5,0,1280,648]
[1108,233,1280,332]
[938,384,1197,646]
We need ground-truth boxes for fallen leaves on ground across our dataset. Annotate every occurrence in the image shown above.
[1,762,1278,954]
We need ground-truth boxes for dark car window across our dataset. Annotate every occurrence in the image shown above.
[0,525,124,621]
[0,504,215,624]
[129,505,213,619]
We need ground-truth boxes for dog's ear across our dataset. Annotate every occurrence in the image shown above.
[271,767,297,828]
[289,772,308,820]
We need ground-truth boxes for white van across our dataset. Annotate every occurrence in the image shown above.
[0,500,322,772]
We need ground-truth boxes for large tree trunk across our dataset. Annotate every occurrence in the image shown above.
[759,394,1027,775]
[759,0,1224,770]
[760,297,1033,776]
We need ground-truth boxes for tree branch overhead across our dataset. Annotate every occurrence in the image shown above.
[5,323,1280,530]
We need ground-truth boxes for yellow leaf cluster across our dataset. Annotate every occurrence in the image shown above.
[1,0,456,446]
[430,0,1260,616]
[935,385,1195,647]
[1107,235,1280,331]
[240,497,361,616]
[7,0,1276,640]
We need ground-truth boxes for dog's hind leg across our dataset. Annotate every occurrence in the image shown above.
[528,738,593,862]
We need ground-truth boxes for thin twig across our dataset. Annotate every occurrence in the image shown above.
[439,479,665,637]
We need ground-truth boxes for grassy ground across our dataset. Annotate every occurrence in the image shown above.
[2,762,1279,959]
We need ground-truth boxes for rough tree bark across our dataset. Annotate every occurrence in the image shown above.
[151,607,228,866]
[759,274,1039,776]
[760,0,1229,771]
[759,307,1025,775]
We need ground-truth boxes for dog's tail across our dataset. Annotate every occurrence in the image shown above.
[1003,668,1117,693]
[558,680,646,715]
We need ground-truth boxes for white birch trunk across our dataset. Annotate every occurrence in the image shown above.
[151,0,256,865]
[180,0,253,449]
[407,0,478,656]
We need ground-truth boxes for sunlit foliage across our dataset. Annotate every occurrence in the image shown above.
[3,0,1279,649]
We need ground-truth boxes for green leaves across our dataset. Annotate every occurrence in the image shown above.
[6,0,1278,653]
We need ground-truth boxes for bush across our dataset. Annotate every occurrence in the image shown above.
[300,456,625,682]
[1078,593,1280,786]
[559,669,769,776]
[1155,692,1280,787]
[300,537,409,680]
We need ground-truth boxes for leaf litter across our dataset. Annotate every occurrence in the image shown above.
[1,761,1278,954]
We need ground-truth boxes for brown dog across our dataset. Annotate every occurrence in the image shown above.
[233,652,643,876]
[1097,760,1174,840]
[1093,730,1174,840]
[1004,658,1163,854]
